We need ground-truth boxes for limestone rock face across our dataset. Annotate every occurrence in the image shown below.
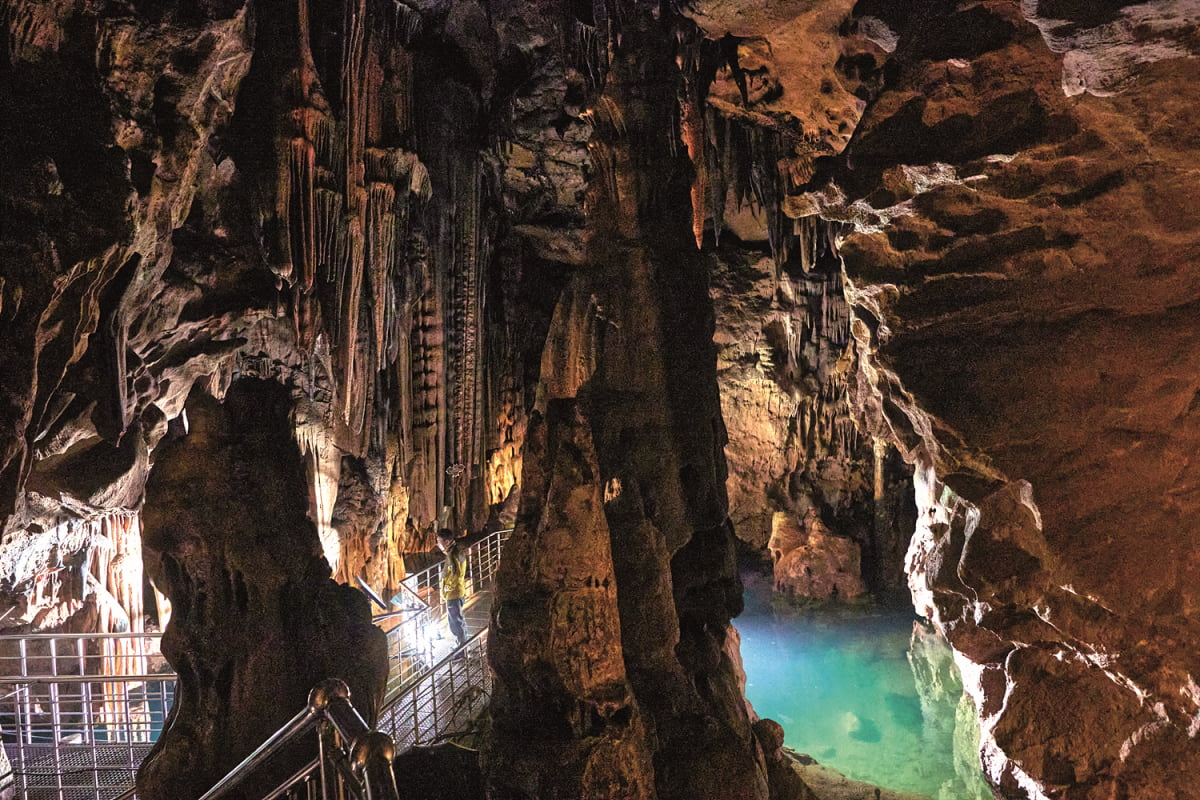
[489,5,776,799]
[792,1,1200,797]
[488,399,657,799]
[769,510,866,601]
[138,380,386,799]
[708,176,916,599]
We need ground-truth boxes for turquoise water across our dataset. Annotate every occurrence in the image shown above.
[735,582,992,799]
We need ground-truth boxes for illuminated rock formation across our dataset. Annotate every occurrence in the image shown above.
[489,5,773,798]
[2,0,1199,798]
[819,3,1200,797]
[769,510,866,601]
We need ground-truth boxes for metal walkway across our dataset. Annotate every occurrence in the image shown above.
[0,529,509,800]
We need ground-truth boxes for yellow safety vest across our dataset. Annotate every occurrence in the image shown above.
[441,547,467,600]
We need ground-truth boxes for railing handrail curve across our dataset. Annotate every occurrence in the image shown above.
[198,678,399,800]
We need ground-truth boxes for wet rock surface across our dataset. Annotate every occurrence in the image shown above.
[821,2,1200,797]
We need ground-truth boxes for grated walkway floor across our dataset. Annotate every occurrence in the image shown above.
[4,742,150,800]
[2,590,497,800]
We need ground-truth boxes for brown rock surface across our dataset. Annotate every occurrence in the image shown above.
[710,226,915,597]
[489,5,779,799]
[805,1,1200,797]
[138,380,386,799]
[769,509,866,601]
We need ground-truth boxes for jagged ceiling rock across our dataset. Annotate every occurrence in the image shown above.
[685,0,865,155]
[0,0,253,524]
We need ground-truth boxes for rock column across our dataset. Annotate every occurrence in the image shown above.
[138,379,386,800]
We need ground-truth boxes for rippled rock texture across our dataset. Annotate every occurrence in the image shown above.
[808,2,1200,797]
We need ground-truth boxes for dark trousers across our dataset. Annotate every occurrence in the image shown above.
[446,597,466,646]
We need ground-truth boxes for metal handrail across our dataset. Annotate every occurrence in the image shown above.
[199,678,399,800]
[0,529,512,800]
[375,626,492,751]
[371,527,513,620]
[374,528,511,701]
[0,632,165,641]
[260,757,320,800]
[0,672,169,683]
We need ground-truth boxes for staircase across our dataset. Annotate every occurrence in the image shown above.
[0,529,509,800]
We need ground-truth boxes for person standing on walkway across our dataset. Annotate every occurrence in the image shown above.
[437,529,468,648]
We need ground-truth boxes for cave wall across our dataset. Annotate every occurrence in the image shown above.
[710,226,915,597]
[0,0,540,789]
[798,2,1200,797]
[0,0,551,627]
[138,379,386,799]
[487,4,774,798]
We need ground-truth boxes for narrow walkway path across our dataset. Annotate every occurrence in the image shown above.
[0,529,509,800]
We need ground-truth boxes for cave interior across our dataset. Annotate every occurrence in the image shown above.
[1,0,1199,798]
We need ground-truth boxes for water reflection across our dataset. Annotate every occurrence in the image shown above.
[734,580,992,799]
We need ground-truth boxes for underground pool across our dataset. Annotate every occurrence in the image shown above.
[734,577,993,799]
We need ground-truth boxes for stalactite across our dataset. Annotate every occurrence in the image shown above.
[341,0,368,204]
[407,239,442,526]
[698,85,827,270]
[315,188,344,284]
[286,137,318,292]
[293,396,342,569]
[367,181,397,373]
[386,0,422,45]
[451,161,484,513]
[704,104,727,246]
[338,213,366,430]
[681,74,707,250]
[797,215,817,273]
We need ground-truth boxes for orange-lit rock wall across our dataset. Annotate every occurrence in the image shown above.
[488,4,774,798]
[816,3,1200,797]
